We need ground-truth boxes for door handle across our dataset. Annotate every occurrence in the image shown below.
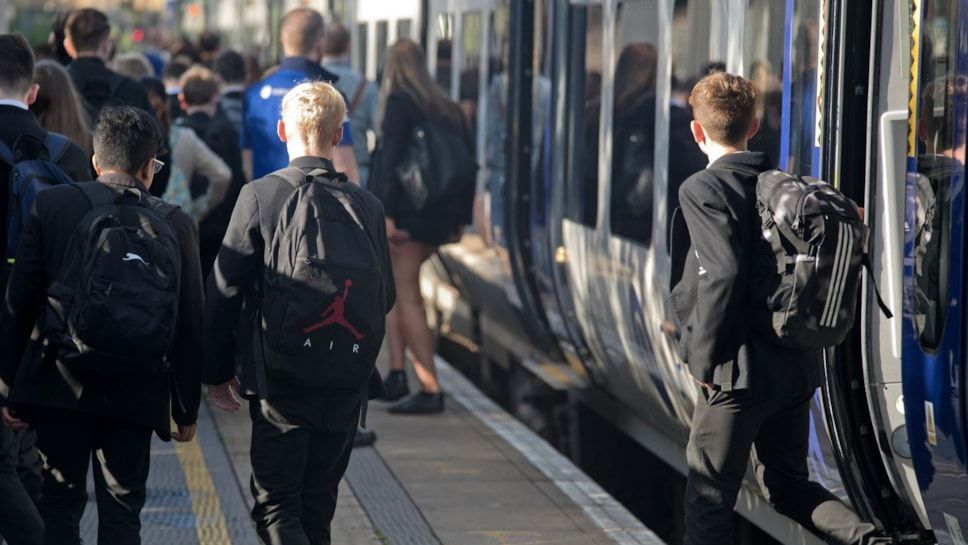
[878,110,907,359]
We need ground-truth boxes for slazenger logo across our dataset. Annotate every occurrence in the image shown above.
[122,252,149,266]
[302,279,365,354]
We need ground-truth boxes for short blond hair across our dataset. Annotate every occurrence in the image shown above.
[281,81,346,151]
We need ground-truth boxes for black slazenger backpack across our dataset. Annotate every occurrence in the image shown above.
[755,170,891,349]
[254,167,386,395]
[45,183,182,379]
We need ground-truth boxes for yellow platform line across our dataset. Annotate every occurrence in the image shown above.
[173,429,233,544]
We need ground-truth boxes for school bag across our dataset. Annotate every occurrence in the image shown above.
[0,133,77,262]
[755,169,891,349]
[254,167,386,395]
[395,119,477,211]
[45,183,182,379]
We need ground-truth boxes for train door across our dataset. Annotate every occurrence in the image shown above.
[424,0,561,355]
[901,0,968,540]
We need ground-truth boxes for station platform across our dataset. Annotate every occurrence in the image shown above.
[77,356,662,545]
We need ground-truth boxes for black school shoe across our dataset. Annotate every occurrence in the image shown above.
[382,371,410,401]
[387,392,444,415]
[354,427,377,448]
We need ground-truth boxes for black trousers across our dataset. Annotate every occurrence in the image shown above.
[31,408,152,545]
[683,388,876,545]
[0,426,43,545]
[249,400,356,545]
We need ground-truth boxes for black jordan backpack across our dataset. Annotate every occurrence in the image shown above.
[755,170,891,349]
[255,167,386,394]
[45,183,182,379]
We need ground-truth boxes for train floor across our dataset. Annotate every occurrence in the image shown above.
[75,354,662,545]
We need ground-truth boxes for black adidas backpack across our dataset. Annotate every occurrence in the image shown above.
[755,170,891,349]
[45,183,182,379]
[255,167,386,395]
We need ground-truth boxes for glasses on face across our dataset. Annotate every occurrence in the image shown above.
[151,158,165,175]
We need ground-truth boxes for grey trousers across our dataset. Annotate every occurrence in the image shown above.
[683,388,876,545]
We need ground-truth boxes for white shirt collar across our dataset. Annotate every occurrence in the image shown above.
[0,99,28,110]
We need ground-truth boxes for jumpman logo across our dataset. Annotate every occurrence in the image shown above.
[303,279,365,341]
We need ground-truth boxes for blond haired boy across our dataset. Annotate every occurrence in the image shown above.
[203,81,394,545]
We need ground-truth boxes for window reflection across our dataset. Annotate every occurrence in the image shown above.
[565,4,603,226]
[744,0,785,164]
[459,12,483,144]
[787,0,820,175]
[912,0,966,351]
[609,0,658,243]
[666,0,718,250]
[355,23,368,76]
[434,14,454,92]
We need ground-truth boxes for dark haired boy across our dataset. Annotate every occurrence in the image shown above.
[0,34,92,545]
[0,106,204,544]
[176,65,246,276]
[213,49,248,133]
[64,8,153,120]
[670,73,889,545]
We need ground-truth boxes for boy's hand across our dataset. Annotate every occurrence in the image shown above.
[171,423,197,442]
[210,377,242,412]
[1,407,26,430]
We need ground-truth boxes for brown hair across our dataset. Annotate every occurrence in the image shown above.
[179,65,220,106]
[614,43,658,112]
[0,33,34,95]
[66,8,110,54]
[688,72,757,146]
[380,39,464,129]
[30,60,93,158]
[280,8,325,57]
[323,23,350,57]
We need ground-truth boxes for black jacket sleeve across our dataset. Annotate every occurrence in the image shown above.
[678,178,748,383]
[203,184,263,385]
[372,92,413,218]
[0,197,47,397]
[169,211,204,426]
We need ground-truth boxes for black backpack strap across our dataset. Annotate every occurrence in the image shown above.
[268,167,311,188]
[862,254,894,319]
[75,182,115,209]
[43,133,72,164]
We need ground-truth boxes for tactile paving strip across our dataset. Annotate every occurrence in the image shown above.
[345,446,442,545]
[79,402,258,544]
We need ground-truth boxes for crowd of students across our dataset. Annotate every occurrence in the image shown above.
[0,4,903,545]
[0,5,473,545]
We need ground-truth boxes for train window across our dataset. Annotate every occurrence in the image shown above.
[376,21,389,73]
[434,13,455,92]
[565,3,603,227]
[396,19,413,41]
[609,0,659,244]
[460,11,484,143]
[744,0,785,165]
[355,23,368,76]
[786,0,821,175]
[483,4,510,243]
[911,0,965,351]
[666,0,719,240]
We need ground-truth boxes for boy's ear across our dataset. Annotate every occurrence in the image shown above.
[331,125,344,147]
[277,119,288,143]
[747,117,761,140]
[690,120,705,145]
